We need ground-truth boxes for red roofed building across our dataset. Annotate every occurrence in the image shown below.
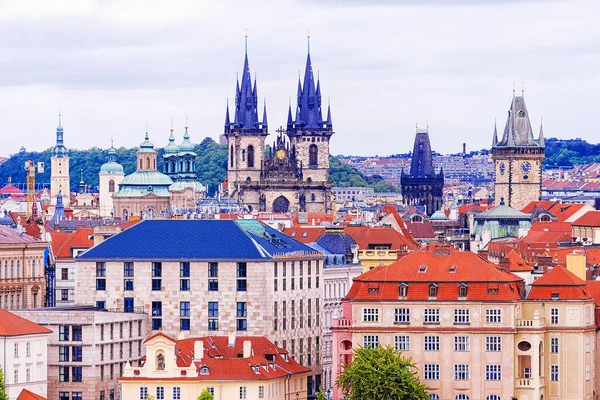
[120,332,311,399]
[0,309,51,399]
[0,183,26,200]
[331,245,597,400]
[572,211,600,244]
[17,389,47,400]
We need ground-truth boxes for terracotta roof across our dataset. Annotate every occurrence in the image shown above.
[521,201,556,214]
[404,221,436,239]
[548,203,590,222]
[503,249,534,272]
[529,221,572,234]
[53,227,94,260]
[143,331,177,344]
[344,226,418,250]
[572,211,600,227]
[0,309,52,336]
[381,205,421,248]
[17,389,47,400]
[0,225,44,245]
[345,248,523,302]
[282,227,326,244]
[527,265,591,300]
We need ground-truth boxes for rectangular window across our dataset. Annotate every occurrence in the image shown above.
[59,393,69,400]
[551,308,559,324]
[208,302,218,317]
[208,279,218,291]
[96,278,106,291]
[237,302,247,331]
[424,309,440,324]
[173,387,181,400]
[96,262,106,277]
[363,335,379,348]
[424,335,440,351]
[124,297,134,313]
[13,343,18,357]
[152,301,162,317]
[586,364,591,381]
[72,366,83,382]
[59,366,69,382]
[208,318,218,331]
[59,326,69,341]
[26,342,31,356]
[152,278,161,291]
[239,386,247,399]
[180,262,190,277]
[237,262,247,291]
[362,308,379,322]
[72,393,82,400]
[180,279,190,291]
[273,262,278,277]
[156,387,164,400]
[485,309,502,323]
[454,309,470,324]
[140,388,148,400]
[454,336,470,352]
[72,326,82,341]
[96,301,106,310]
[124,279,134,291]
[424,364,440,380]
[586,337,591,352]
[258,385,264,399]
[61,289,69,301]
[486,336,502,352]
[454,364,470,380]
[551,365,559,381]
[59,346,69,362]
[209,262,218,277]
[152,262,162,291]
[394,335,410,351]
[72,346,83,362]
[26,368,30,382]
[180,301,190,317]
[394,308,410,324]
[550,337,559,353]
[124,262,134,277]
[486,365,502,381]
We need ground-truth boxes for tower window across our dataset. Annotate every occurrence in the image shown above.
[145,158,150,169]
[309,144,318,168]
[518,110,526,117]
[109,180,115,193]
[247,145,254,168]
[230,145,234,167]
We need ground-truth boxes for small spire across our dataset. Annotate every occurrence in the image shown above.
[539,117,545,147]
[185,114,189,130]
[225,98,231,127]
[170,117,174,133]
[245,28,248,54]
[326,102,332,127]
[522,81,525,95]
[287,98,293,126]
[492,119,498,148]
[58,109,62,127]
[512,82,515,97]
[111,136,114,149]
[307,29,310,54]
[262,98,268,127]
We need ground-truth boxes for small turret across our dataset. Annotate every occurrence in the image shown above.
[538,118,545,147]
[492,121,498,148]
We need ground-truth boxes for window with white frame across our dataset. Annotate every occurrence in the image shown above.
[172,387,181,400]
[586,337,591,353]
[486,396,501,400]
[156,387,164,400]
[455,396,470,400]
[454,309,470,324]
[586,364,591,381]
[485,309,502,323]
[550,308,559,324]
[424,309,440,324]
[424,336,440,351]
[551,365,559,381]
[139,387,148,399]
[239,386,247,399]
[454,364,470,380]
[454,336,470,352]
[486,336,501,351]
[394,308,410,324]
[485,365,501,380]
[363,335,379,348]
[550,337,559,353]
[423,364,440,380]
[430,395,440,400]
[259,385,265,399]
[362,308,380,322]
[394,335,410,351]
[524,367,531,378]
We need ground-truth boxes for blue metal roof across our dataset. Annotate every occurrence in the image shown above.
[78,219,321,261]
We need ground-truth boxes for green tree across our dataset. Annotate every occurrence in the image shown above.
[197,388,215,400]
[316,387,327,400]
[0,368,8,400]
[337,345,429,400]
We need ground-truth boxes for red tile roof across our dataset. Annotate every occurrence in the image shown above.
[345,247,523,302]
[0,309,52,336]
[282,227,326,244]
[503,249,534,272]
[548,203,589,222]
[527,265,591,300]
[572,211,600,227]
[404,221,436,239]
[344,226,418,250]
[53,227,94,260]
[521,201,556,214]
[17,389,47,400]
[0,184,26,199]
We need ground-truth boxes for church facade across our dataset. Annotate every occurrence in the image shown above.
[225,42,334,213]
[492,92,545,211]
[401,127,444,216]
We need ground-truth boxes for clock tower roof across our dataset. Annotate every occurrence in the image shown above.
[495,94,544,148]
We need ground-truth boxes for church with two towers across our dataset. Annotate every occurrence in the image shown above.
[224,40,334,213]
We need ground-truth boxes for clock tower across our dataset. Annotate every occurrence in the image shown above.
[492,91,545,211]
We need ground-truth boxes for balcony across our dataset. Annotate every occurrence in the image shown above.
[515,376,545,389]
[516,318,545,329]
[333,318,352,328]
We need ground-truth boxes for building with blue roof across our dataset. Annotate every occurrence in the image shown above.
[74,219,325,391]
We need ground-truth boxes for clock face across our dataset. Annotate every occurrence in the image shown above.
[499,162,505,175]
[521,161,532,174]
[276,149,286,160]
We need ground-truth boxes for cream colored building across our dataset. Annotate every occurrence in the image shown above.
[99,144,125,218]
[50,115,71,207]
[0,309,51,400]
[18,306,148,400]
[332,245,597,400]
[120,332,311,400]
[76,219,325,394]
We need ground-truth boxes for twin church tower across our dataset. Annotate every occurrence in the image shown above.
[225,38,334,213]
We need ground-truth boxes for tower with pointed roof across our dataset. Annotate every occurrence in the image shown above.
[400,127,444,215]
[99,141,125,217]
[492,90,545,211]
[50,112,71,206]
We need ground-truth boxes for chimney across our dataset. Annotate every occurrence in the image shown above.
[243,340,252,358]
[566,252,587,281]
[537,254,553,273]
[193,339,204,361]
[498,257,510,273]
[228,330,236,347]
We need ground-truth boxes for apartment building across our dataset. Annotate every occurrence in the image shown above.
[75,219,325,394]
[18,306,148,400]
[332,244,596,400]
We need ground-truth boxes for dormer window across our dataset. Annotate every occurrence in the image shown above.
[411,215,423,223]
[418,265,428,273]
[449,264,457,273]
[429,283,438,299]
[458,283,468,299]
[551,293,559,300]
[253,365,260,374]
[398,283,408,299]
[200,366,209,375]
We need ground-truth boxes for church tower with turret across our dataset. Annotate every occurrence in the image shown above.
[492,90,545,211]
[50,113,70,206]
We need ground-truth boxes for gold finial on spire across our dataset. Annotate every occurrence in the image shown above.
[185,114,189,130]
[512,82,515,96]
[522,81,525,95]
[307,29,311,54]
[170,117,174,133]
[245,28,248,54]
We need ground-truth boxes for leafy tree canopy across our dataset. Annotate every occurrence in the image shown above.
[337,345,429,400]
[0,368,8,400]
[197,388,215,400]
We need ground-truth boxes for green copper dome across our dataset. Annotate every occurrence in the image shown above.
[113,170,173,199]
[178,127,195,154]
[164,130,179,155]
[100,162,124,175]
[138,132,156,153]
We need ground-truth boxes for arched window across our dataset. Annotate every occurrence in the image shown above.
[518,110,526,117]
[540,215,551,222]
[247,145,255,168]
[186,160,191,172]
[411,215,423,223]
[430,395,440,400]
[200,366,209,375]
[230,145,234,167]
[309,144,318,167]
[398,283,408,298]
[145,157,150,169]
[429,283,438,298]
[455,395,470,400]
[153,159,156,169]
[139,159,143,169]
[458,283,468,299]
[123,209,129,220]
[109,180,115,193]
[486,396,501,400]
[32,260,36,278]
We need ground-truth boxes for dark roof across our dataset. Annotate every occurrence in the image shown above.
[78,220,321,261]
[316,229,356,255]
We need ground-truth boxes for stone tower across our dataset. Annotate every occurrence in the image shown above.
[50,113,70,206]
[401,127,444,215]
[99,141,125,218]
[492,92,545,211]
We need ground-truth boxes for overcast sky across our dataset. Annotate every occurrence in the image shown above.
[1,0,598,157]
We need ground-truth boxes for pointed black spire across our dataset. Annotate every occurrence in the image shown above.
[326,100,332,127]
[539,118,545,147]
[262,98,268,127]
[492,120,498,148]
[225,99,231,128]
